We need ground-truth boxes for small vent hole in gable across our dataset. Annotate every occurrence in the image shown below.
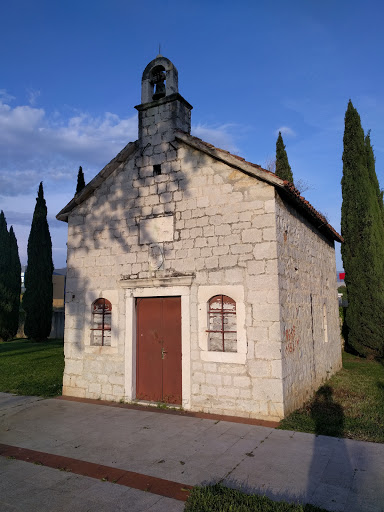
[153,164,162,176]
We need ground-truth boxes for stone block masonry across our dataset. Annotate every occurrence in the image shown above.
[63,142,288,420]
[60,55,341,422]
[275,195,342,415]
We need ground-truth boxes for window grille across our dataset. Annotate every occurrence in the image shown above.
[207,295,237,352]
[91,298,112,346]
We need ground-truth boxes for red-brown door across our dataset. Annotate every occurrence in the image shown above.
[136,297,182,404]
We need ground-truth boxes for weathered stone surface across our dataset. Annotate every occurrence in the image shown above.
[61,56,341,423]
[275,195,342,416]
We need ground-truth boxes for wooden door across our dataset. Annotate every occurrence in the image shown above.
[136,297,182,404]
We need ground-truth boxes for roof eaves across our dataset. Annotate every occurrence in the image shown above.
[281,182,343,243]
[56,141,139,222]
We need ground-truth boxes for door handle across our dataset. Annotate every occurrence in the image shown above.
[161,347,167,359]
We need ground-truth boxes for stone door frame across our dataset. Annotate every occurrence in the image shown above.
[120,275,193,410]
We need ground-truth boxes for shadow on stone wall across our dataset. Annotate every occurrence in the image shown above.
[66,140,202,356]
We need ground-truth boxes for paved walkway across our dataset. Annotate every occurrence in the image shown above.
[0,393,383,512]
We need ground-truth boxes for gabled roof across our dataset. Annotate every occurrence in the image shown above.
[56,132,342,243]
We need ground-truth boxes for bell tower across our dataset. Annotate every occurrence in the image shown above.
[135,56,193,146]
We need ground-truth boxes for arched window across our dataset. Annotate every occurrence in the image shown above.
[91,298,112,346]
[207,295,237,352]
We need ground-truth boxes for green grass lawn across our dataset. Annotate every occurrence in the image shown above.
[185,484,328,512]
[279,351,384,443]
[0,338,64,397]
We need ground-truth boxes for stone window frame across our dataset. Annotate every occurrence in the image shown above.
[198,285,247,364]
[84,290,118,354]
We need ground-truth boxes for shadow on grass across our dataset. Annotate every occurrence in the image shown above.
[278,385,346,438]
[310,385,344,437]
[0,339,63,357]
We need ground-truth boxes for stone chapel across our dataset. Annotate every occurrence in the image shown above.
[57,55,342,421]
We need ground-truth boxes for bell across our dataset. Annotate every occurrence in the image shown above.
[153,80,166,100]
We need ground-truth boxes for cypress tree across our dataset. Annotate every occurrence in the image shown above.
[341,100,384,357]
[275,131,293,182]
[23,183,54,341]
[0,213,20,340]
[0,211,11,340]
[76,166,85,194]
[365,131,384,218]
[9,227,21,338]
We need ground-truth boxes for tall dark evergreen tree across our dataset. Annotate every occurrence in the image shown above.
[0,211,11,340]
[0,212,21,340]
[76,166,85,194]
[275,131,293,182]
[365,131,384,218]
[23,183,54,341]
[341,100,384,357]
[9,227,21,338]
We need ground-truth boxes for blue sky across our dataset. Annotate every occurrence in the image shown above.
[1,0,383,270]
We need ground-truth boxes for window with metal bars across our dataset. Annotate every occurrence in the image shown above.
[91,298,112,346]
[207,295,237,352]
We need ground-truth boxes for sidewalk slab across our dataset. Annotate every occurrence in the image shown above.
[1,393,384,512]
[0,457,184,512]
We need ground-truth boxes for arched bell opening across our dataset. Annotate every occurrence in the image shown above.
[141,56,179,104]
[151,65,166,101]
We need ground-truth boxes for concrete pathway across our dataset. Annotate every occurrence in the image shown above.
[0,392,383,511]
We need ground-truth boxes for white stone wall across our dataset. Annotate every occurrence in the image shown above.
[62,135,287,420]
[62,106,340,421]
[275,194,342,415]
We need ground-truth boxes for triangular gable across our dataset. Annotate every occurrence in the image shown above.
[56,132,342,243]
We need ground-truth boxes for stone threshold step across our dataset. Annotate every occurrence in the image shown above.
[56,395,279,428]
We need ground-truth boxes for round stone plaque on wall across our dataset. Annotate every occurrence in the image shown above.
[148,243,164,270]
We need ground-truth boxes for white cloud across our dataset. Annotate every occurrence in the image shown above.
[27,89,41,106]
[0,96,138,197]
[192,123,239,154]
[275,126,296,137]
[0,89,15,103]
[0,170,41,197]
